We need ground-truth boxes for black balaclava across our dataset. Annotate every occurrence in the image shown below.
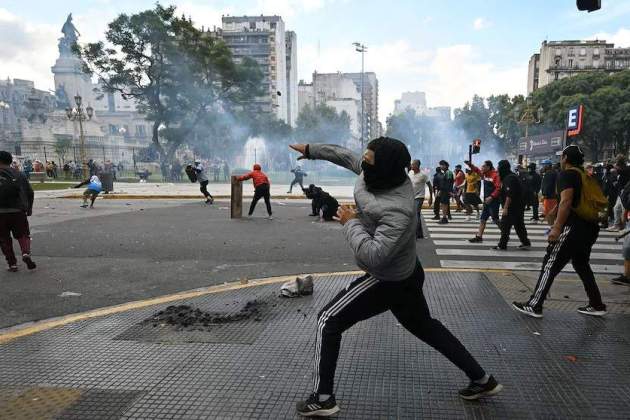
[497,159,512,180]
[361,137,411,192]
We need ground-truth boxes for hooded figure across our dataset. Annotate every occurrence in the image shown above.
[361,137,411,192]
[495,159,530,250]
[237,164,272,218]
[291,138,501,417]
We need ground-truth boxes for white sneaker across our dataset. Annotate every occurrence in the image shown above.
[267,216,273,220]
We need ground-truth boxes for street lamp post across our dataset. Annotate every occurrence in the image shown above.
[66,94,93,178]
[514,95,543,139]
[353,42,368,150]
[0,101,10,149]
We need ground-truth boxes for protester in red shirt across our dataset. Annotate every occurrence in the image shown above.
[237,164,273,219]
[466,160,501,243]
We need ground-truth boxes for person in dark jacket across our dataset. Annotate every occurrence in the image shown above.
[495,160,530,250]
[527,163,542,222]
[303,184,339,221]
[602,163,617,228]
[540,162,558,220]
[432,167,443,219]
[290,139,502,417]
[288,165,307,193]
[0,151,36,272]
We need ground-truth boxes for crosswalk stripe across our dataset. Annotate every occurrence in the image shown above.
[432,240,622,250]
[435,248,620,260]
[425,226,619,237]
[421,211,623,274]
[428,233,619,243]
[440,260,622,274]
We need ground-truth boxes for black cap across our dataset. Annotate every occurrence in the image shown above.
[0,151,12,165]
[562,144,585,166]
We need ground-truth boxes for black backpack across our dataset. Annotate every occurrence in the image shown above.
[0,170,21,207]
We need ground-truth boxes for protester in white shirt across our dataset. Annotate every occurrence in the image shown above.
[408,159,433,239]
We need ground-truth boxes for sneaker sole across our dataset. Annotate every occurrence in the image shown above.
[611,280,630,286]
[298,406,340,417]
[577,310,607,317]
[460,383,504,400]
[512,304,543,318]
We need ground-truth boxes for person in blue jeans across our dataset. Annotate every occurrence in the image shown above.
[466,160,501,243]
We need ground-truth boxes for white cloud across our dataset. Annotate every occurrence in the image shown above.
[591,27,630,47]
[299,39,526,120]
[0,8,58,91]
[473,17,491,30]
[252,0,335,18]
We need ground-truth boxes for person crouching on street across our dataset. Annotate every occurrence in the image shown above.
[289,138,502,417]
[0,151,36,272]
[74,174,102,209]
[237,164,273,220]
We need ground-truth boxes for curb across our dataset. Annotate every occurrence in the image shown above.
[56,194,353,200]
[0,268,509,344]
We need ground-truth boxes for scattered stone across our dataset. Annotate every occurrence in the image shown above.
[142,301,266,332]
[59,291,82,297]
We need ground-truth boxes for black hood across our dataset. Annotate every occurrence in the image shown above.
[361,137,411,192]
[497,159,512,180]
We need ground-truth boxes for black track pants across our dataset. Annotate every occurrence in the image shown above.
[312,263,485,394]
[249,184,272,216]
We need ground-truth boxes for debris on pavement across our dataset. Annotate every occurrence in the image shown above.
[59,291,82,297]
[144,301,266,331]
[280,275,314,298]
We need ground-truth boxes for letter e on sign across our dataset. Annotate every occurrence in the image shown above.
[567,105,583,137]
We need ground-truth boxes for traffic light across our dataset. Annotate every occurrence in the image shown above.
[472,139,481,154]
[577,0,601,12]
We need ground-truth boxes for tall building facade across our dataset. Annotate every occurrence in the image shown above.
[285,31,298,127]
[527,40,630,94]
[394,91,427,115]
[344,72,379,141]
[220,16,291,124]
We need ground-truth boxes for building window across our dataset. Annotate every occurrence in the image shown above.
[568,59,573,68]
[568,48,575,56]
[593,48,600,56]
[580,48,586,56]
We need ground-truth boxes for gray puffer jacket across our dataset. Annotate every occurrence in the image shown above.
[307,144,417,281]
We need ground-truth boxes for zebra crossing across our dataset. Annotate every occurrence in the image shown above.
[421,209,624,274]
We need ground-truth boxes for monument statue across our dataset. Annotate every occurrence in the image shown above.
[54,84,71,109]
[58,13,81,56]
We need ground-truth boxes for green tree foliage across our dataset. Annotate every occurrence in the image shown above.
[75,4,263,169]
[53,137,72,165]
[385,108,436,152]
[295,103,352,146]
[533,69,630,160]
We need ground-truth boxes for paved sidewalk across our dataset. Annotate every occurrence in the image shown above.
[38,182,356,200]
[0,271,629,419]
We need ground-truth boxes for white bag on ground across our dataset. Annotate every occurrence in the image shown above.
[280,275,314,297]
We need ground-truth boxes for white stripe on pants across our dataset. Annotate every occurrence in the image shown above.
[312,276,378,392]
[529,225,571,307]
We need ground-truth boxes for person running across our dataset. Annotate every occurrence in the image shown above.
[194,161,214,204]
[237,164,273,219]
[494,160,531,251]
[513,145,607,318]
[453,164,466,212]
[288,165,307,193]
[74,174,102,208]
[437,160,454,224]
[408,159,433,239]
[463,168,481,221]
[527,163,542,222]
[0,151,36,272]
[466,160,501,243]
[289,139,502,417]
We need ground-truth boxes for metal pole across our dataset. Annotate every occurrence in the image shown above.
[360,49,365,150]
[468,144,472,165]
[78,116,87,178]
[43,145,47,163]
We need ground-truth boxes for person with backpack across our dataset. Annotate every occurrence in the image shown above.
[74,174,102,208]
[513,145,608,318]
[236,164,273,219]
[494,160,531,251]
[193,161,214,204]
[0,151,36,272]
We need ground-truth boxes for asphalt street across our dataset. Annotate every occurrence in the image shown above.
[0,197,440,328]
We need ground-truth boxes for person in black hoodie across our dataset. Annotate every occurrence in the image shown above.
[495,160,530,251]
[0,151,36,272]
[303,184,339,221]
[527,163,542,222]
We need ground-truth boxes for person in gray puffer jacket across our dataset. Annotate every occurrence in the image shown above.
[290,138,502,418]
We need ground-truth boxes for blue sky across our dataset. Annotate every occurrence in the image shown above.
[2,0,629,120]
